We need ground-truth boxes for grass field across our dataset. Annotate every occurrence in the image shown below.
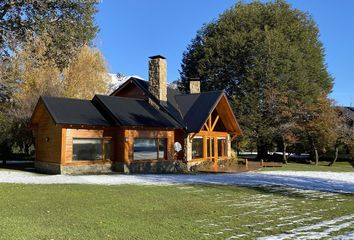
[0,183,353,239]
[259,161,354,172]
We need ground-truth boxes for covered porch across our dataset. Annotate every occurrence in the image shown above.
[186,94,242,168]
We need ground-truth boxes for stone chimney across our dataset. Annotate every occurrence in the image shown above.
[189,78,200,94]
[148,55,167,102]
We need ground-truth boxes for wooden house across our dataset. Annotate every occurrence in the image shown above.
[30,55,242,174]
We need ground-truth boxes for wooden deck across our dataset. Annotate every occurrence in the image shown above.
[197,161,262,173]
[197,160,283,173]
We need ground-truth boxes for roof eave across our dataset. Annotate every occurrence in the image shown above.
[30,96,59,127]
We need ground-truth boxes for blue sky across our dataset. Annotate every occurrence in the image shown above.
[95,0,354,106]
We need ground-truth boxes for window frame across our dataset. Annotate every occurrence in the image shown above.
[192,136,204,160]
[217,137,227,158]
[191,132,229,161]
[72,137,112,162]
[133,138,167,161]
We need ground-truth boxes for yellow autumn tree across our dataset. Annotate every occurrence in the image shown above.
[10,36,62,119]
[63,45,110,99]
[9,40,110,118]
[1,36,110,155]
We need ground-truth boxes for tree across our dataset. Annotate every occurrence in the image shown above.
[299,96,338,165]
[0,36,109,156]
[0,0,98,69]
[179,0,333,159]
[63,45,110,100]
[329,108,354,166]
[2,36,62,155]
[266,91,299,163]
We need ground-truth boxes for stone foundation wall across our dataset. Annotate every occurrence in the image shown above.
[61,163,112,175]
[35,161,113,175]
[35,161,61,174]
[35,161,186,174]
[125,161,179,174]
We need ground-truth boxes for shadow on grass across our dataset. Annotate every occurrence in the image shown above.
[124,173,354,194]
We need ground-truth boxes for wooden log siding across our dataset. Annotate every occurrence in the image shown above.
[34,110,62,164]
[64,128,114,164]
[124,129,174,163]
[111,80,148,100]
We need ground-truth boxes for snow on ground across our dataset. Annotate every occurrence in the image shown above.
[1,170,354,239]
[186,184,352,239]
[257,214,354,240]
[0,170,354,193]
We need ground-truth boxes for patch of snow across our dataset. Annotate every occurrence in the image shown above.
[330,231,354,240]
[263,227,274,231]
[108,73,144,93]
[223,228,234,231]
[195,219,208,223]
[258,214,354,240]
[168,80,179,90]
[228,234,247,239]
[1,171,354,193]
[208,223,219,227]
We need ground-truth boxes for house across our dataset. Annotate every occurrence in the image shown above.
[30,55,242,174]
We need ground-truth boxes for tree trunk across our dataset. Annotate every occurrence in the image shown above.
[283,142,288,164]
[257,142,268,161]
[313,143,319,166]
[329,146,339,166]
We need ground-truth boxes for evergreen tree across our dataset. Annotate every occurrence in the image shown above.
[179,0,333,159]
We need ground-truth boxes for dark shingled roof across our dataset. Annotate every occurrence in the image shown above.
[93,95,181,128]
[132,78,186,127]
[41,96,110,126]
[114,78,227,132]
[36,77,235,132]
[175,91,224,132]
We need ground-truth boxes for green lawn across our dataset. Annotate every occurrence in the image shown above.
[260,161,354,172]
[0,184,354,239]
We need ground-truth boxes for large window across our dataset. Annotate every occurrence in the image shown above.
[133,138,167,161]
[217,137,226,157]
[192,137,203,159]
[72,138,112,161]
[192,135,228,160]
